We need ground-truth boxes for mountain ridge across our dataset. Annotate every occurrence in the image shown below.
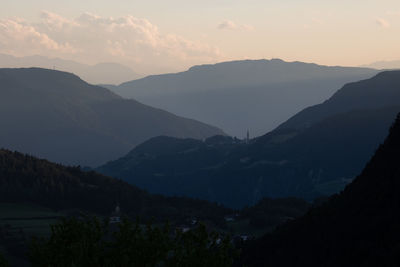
[109,59,377,137]
[0,54,141,85]
[98,71,400,208]
[0,68,224,167]
[277,70,400,130]
[240,113,400,267]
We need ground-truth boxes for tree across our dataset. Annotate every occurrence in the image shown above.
[30,216,236,267]
[0,252,8,267]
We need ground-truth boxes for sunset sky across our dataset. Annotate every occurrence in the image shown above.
[1,0,399,74]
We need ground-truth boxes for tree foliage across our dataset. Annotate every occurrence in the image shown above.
[0,253,7,267]
[0,149,231,225]
[30,216,236,267]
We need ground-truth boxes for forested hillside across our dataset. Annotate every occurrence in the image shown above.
[0,149,231,224]
[240,114,400,267]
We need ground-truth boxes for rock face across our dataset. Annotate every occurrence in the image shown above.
[0,68,224,167]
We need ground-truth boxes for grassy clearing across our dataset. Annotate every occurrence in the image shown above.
[0,203,64,237]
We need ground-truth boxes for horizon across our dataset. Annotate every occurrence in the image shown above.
[2,1,400,266]
[0,54,385,76]
[1,0,400,76]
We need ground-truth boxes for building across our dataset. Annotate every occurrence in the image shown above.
[110,204,121,224]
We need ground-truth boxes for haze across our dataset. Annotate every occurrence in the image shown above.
[1,0,400,76]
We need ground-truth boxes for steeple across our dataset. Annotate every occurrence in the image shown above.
[115,204,120,214]
[246,129,250,144]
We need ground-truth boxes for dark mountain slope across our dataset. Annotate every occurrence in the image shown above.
[250,106,399,187]
[240,114,400,267]
[0,148,314,266]
[97,136,246,201]
[277,71,400,130]
[0,149,231,223]
[99,71,400,208]
[0,68,224,166]
[109,59,377,137]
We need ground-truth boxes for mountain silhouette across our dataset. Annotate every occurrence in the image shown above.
[0,68,224,166]
[362,59,400,70]
[98,71,400,208]
[277,71,400,130]
[240,113,400,267]
[0,148,231,223]
[107,59,377,137]
[0,54,141,84]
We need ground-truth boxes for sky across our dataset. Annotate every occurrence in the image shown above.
[0,0,400,75]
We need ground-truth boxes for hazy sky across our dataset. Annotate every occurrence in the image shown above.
[1,0,399,74]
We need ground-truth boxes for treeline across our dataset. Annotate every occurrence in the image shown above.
[0,149,231,224]
[1,216,236,267]
[240,197,310,229]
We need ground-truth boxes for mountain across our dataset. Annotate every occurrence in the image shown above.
[277,71,400,130]
[0,149,231,224]
[0,68,224,166]
[98,71,400,208]
[240,113,400,267]
[362,59,400,70]
[107,59,377,137]
[0,148,312,266]
[0,54,141,84]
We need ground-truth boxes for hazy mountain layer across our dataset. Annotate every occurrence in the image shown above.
[98,71,400,208]
[0,54,141,85]
[277,71,400,130]
[108,59,377,137]
[362,59,400,70]
[0,68,224,166]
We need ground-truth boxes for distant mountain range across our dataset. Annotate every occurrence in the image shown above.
[0,68,224,166]
[0,54,141,84]
[105,59,378,137]
[240,113,400,267]
[98,71,400,208]
[362,59,400,70]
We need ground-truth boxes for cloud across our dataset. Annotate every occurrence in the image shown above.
[217,20,254,31]
[0,12,222,72]
[0,17,76,55]
[375,18,390,28]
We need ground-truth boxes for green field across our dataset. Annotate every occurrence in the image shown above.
[0,203,64,237]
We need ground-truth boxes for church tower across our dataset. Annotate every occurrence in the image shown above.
[246,129,250,144]
[110,204,121,223]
